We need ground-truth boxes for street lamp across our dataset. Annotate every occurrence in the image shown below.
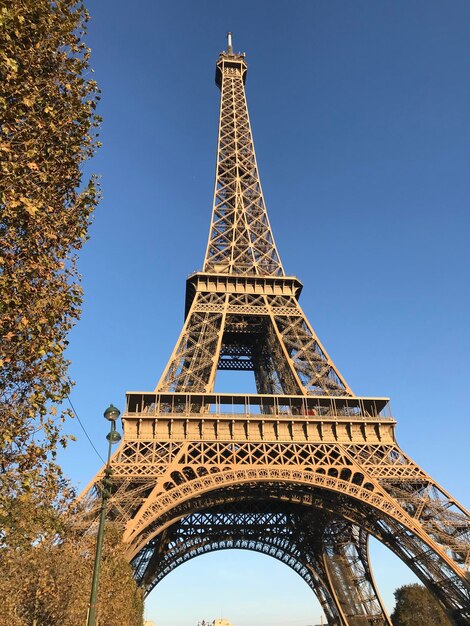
[86,404,122,626]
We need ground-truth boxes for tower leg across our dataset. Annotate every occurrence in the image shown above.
[319,524,391,626]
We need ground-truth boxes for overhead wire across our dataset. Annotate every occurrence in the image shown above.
[66,394,105,463]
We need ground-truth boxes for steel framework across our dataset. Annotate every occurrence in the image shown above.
[80,35,470,624]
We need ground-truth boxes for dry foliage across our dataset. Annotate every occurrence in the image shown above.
[1,2,143,624]
[0,0,99,540]
[0,523,144,626]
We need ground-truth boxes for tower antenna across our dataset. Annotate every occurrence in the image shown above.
[227,31,233,54]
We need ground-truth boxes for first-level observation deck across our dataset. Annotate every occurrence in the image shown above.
[122,393,395,445]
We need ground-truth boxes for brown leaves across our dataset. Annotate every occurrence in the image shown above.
[0,11,136,624]
[0,523,144,626]
[0,0,101,547]
[3,55,19,77]
[22,95,35,107]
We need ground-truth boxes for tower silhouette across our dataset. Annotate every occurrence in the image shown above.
[82,35,470,625]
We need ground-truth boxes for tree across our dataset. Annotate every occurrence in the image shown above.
[0,523,144,626]
[0,3,143,624]
[391,583,452,626]
[0,0,100,544]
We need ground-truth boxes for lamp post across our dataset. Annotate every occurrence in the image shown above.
[86,404,122,626]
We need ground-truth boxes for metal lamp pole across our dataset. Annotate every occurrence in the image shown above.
[86,404,122,626]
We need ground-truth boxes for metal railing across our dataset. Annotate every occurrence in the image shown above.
[125,392,392,421]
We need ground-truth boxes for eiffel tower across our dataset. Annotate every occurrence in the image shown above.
[82,34,470,625]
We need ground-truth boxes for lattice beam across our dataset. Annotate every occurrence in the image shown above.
[204,49,283,276]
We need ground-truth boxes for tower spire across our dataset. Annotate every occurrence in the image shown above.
[206,39,283,276]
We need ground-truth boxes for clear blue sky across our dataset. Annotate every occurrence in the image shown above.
[63,1,469,624]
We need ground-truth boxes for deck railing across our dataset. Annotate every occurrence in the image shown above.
[124,392,392,421]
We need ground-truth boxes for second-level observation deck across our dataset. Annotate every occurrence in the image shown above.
[122,392,395,445]
[184,272,303,316]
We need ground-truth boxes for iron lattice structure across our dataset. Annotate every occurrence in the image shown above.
[81,36,470,625]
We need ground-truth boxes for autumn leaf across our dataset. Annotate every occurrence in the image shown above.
[24,203,38,216]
